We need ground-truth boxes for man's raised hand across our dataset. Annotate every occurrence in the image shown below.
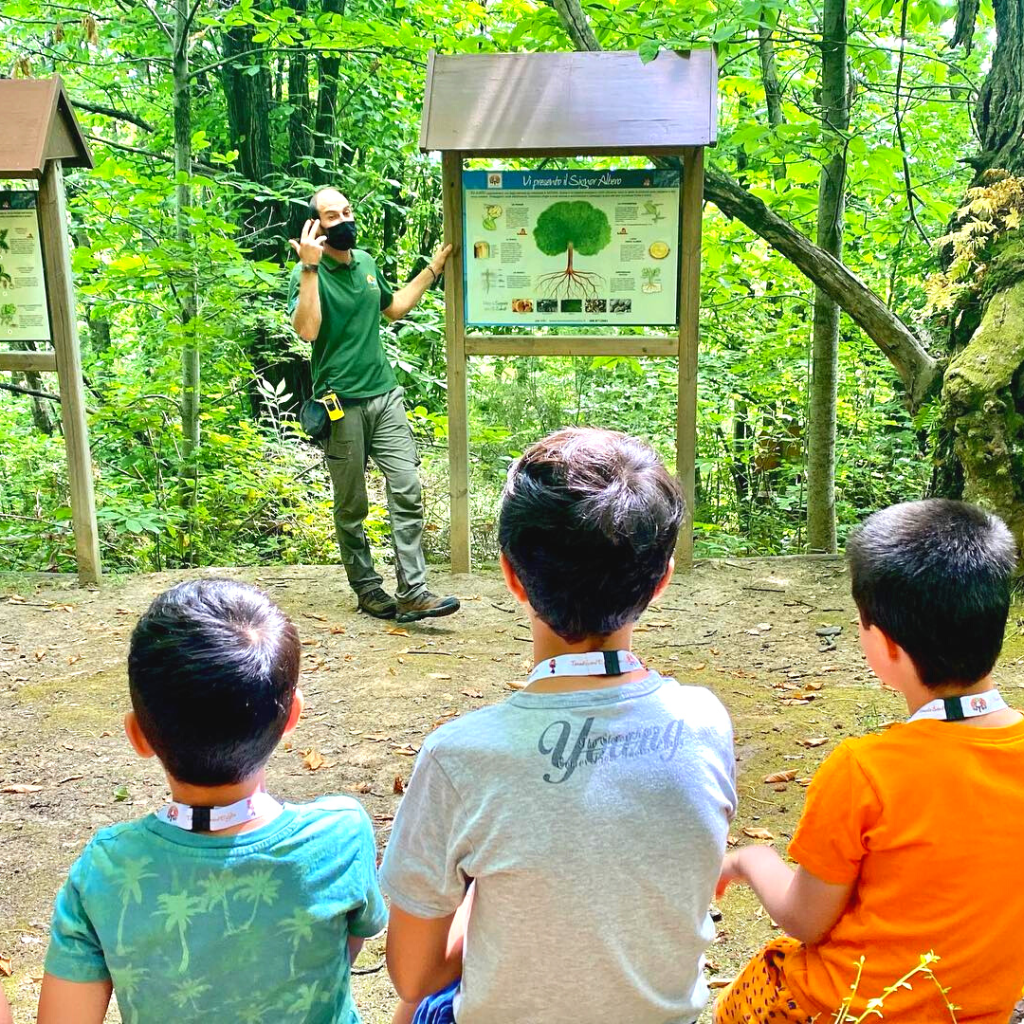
[429,243,454,277]
[290,219,326,265]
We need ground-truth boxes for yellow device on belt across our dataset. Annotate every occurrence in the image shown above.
[321,392,344,421]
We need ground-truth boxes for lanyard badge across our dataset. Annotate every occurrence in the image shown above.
[907,690,1008,723]
[156,791,282,832]
[526,649,644,685]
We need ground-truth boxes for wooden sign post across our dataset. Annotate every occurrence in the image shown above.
[0,77,100,583]
[421,50,717,573]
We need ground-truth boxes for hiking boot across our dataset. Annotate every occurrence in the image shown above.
[396,591,461,623]
[357,587,397,619]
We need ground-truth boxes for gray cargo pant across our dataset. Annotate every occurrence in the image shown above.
[323,386,427,601]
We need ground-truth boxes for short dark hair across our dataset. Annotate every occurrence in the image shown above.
[128,579,301,786]
[499,428,684,642]
[846,499,1017,688]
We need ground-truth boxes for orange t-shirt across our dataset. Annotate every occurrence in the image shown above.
[783,717,1024,1022]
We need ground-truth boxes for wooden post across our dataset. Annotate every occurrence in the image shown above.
[38,159,101,583]
[441,151,471,574]
[676,147,704,569]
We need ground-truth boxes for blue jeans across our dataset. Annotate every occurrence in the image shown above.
[411,980,459,1024]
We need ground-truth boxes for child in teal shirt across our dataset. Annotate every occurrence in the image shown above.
[39,579,385,1023]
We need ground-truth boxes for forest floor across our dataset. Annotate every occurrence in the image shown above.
[2,559,1023,1023]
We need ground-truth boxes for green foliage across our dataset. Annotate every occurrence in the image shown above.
[0,0,999,571]
[533,201,612,257]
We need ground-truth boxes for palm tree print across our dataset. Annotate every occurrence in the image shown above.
[198,870,238,934]
[233,868,282,929]
[238,1002,276,1023]
[171,977,212,1012]
[153,890,205,973]
[287,980,330,1014]
[279,906,315,975]
[116,857,157,955]
[111,963,148,1024]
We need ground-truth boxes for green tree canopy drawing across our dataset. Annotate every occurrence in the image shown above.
[533,200,611,298]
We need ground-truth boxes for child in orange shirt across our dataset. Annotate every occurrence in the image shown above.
[716,499,1024,1023]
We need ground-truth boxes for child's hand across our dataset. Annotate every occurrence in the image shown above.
[716,850,746,898]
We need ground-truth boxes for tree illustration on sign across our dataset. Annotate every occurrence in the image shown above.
[533,201,611,299]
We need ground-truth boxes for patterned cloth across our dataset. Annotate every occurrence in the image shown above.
[44,797,386,1023]
[411,981,459,1024]
[714,937,816,1024]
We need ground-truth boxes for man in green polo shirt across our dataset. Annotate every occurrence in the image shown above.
[287,187,459,623]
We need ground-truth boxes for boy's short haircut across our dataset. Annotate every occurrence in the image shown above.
[498,428,684,642]
[128,578,301,786]
[846,499,1018,687]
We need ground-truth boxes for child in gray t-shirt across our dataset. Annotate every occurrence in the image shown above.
[380,428,737,1024]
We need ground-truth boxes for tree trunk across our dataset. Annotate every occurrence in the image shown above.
[220,20,280,261]
[758,11,786,181]
[287,0,313,239]
[806,0,849,553]
[174,0,200,497]
[972,0,1024,180]
[311,0,347,186]
[544,0,941,410]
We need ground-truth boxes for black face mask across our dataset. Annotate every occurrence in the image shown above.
[324,220,356,251]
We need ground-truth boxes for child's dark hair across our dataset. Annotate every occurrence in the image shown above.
[847,499,1017,688]
[128,579,301,785]
[499,428,683,642]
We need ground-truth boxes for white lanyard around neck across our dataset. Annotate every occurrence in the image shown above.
[908,689,1007,723]
[526,650,644,685]
[156,791,282,832]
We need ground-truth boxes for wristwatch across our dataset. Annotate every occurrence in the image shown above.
[301,263,320,274]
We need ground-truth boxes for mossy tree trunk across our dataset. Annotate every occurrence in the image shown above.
[940,0,1024,541]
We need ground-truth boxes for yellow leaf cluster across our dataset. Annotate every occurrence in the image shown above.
[924,173,1024,317]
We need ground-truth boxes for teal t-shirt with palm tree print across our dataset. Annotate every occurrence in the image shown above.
[44,796,387,1023]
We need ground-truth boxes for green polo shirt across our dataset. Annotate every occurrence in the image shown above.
[287,249,397,400]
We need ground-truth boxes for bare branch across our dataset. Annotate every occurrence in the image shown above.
[72,99,155,132]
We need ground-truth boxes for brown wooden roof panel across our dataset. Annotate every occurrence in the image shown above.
[0,77,93,179]
[420,50,717,155]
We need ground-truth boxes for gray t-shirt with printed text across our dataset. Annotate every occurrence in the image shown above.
[379,672,737,1023]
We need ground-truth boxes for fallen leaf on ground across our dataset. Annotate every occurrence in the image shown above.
[708,978,734,990]
[58,775,84,785]
[301,639,320,647]
[1,784,42,794]
[49,604,74,613]
[364,734,390,742]
[798,737,828,748]
[780,698,812,706]
[67,654,81,665]
[726,834,739,847]
[330,625,346,634]
[393,776,405,795]
[387,627,410,637]
[302,748,336,771]
[804,680,824,691]
[429,673,452,680]
[99,730,112,738]
[797,778,813,786]
[113,785,130,802]
[690,662,706,671]
[742,826,776,841]
[763,770,798,784]
[33,649,46,662]
[7,595,26,604]
[350,781,372,794]
[430,715,459,732]
[506,680,526,690]
[0,954,11,977]
[391,744,419,756]
[461,688,483,699]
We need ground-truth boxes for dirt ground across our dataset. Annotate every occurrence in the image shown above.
[2,559,1023,1023]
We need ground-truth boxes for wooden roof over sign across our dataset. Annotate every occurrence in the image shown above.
[420,49,717,157]
[0,76,94,180]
